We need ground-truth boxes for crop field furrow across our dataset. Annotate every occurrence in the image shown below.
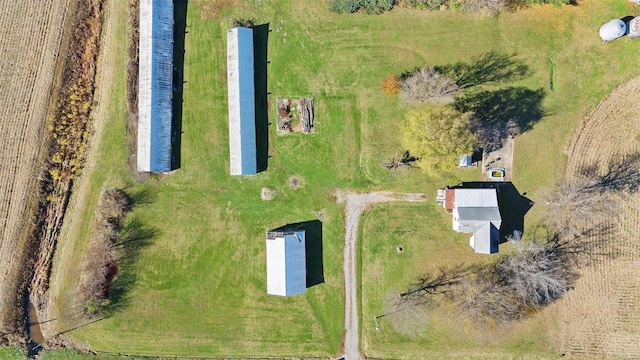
[0,0,71,336]
[555,77,640,358]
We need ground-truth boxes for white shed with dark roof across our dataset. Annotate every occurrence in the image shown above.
[266,230,306,296]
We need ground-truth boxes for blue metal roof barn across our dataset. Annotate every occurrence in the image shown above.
[266,229,306,296]
[227,27,257,176]
[137,0,174,173]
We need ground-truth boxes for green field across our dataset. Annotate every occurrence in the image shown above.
[0,347,26,359]
[46,0,640,358]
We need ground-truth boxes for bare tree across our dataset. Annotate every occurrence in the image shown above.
[384,265,473,333]
[399,67,459,104]
[544,172,617,237]
[381,151,417,171]
[385,293,432,335]
[451,275,521,324]
[399,265,471,300]
[469,116,520,152]
[496,240,571,307]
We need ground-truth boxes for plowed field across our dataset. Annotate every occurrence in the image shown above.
[0,0,71,333]
[555,77,640,358]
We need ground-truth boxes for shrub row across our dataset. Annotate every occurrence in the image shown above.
[330,0,575,14]
[329,0,394,14]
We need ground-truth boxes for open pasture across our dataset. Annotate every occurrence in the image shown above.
[43,0,640,358]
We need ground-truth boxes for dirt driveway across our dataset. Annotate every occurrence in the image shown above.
[335,190,427,360]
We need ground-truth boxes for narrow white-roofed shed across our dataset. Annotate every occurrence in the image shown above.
[266,229,306,296]
[227,27,257,176]
[138,0,174,172]
[599,19,626,42]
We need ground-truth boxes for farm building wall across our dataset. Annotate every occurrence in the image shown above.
[138,0,174,172]
[266,230,306,296]
[227,27,257,176]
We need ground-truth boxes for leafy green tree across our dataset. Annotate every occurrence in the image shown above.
[401,105,477,172]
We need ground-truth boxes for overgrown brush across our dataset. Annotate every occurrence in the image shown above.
[399,67,459,103]
[380,75,400,96]
[77,189,130,317]
[329,0,394,14]
[332,0,577,15]
[78,187,158,317]
[126,0,149,182]
[392,236,579,327]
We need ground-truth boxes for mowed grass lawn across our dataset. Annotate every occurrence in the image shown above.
[50,0,640,358]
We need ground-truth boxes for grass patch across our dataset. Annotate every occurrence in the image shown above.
[38,349,146,360]
[50,0,640,358]
[360,204,553,358]
[0,347,26,359]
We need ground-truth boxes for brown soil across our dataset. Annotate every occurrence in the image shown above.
[0,0,75,344]
[552,77,640,358]
[0,0,104,351]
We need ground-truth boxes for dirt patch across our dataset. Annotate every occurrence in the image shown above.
[276,98,315,134]
[195,0,246,20]
[552,77,640,358]
[482,136,514,181]
[288,175,305,189]
[260,187,277,201]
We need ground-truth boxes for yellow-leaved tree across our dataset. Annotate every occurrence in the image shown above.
[401,105,477,172]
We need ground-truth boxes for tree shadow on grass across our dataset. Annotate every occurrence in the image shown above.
[122,186,158,210]
[435,51,530,90]
[104,215,159,314]
[454,87,546,152]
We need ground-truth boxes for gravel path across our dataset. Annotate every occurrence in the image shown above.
[335,190,427,360]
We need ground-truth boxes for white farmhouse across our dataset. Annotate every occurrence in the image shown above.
[438,188,502,254]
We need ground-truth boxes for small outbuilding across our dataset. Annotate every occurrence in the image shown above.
[599,19,627,42]
[266,229,306,296]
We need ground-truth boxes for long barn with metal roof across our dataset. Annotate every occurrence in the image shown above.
[138,0,174,173]
[227,27,257,176]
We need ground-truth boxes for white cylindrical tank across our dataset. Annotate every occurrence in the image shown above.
[599,19,627,42]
